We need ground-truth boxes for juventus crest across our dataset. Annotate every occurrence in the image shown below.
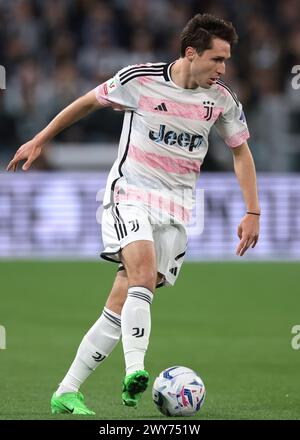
[203,101,215,121]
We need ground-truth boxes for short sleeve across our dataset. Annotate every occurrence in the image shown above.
[94,66,141,111]
[214,94,250,148]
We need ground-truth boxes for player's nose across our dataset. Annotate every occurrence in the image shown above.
[217,62,226,76]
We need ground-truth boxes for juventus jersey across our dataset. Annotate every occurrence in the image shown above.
[95,62,249,223]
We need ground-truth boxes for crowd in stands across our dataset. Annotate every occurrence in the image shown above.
[1,0,299,170]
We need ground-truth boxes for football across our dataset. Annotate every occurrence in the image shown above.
[152,366,206,417]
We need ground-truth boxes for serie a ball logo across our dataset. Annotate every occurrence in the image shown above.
[152,366,205,417]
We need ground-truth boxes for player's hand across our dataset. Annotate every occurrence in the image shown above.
[6,140,43,172]
[236,213,260,256]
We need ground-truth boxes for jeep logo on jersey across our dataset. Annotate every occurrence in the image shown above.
[149,124,203,151]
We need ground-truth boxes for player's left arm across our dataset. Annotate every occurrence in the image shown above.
[231,141,260,257]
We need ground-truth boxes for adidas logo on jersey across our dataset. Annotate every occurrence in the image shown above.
[154,102,168,111]
[149,124,203,151]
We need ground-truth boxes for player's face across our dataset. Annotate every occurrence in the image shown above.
[189,38,231,88]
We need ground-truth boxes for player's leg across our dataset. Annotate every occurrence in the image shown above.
[51,269,128,415]
[119,222,187,407]
[120,239,157,407]
[105,266,128,314]
[100,203,158,406]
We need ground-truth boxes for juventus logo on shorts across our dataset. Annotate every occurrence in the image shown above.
[132,327,145,338]
[129,219,140,232]
[92,352,106,362]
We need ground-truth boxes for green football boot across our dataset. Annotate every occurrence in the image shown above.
[122,370,150,407]
[51,391,95,415]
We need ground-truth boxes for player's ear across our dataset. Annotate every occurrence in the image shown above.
[185,47,195,62]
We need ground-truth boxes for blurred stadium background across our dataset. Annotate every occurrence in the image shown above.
[1,0,300,260]
[0,0,300,420]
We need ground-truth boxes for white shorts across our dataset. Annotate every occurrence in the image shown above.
[101,203,187,286]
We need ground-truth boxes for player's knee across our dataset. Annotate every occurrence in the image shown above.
[105,296,125,315]
[128,267,156,292]
[105,272,128,314]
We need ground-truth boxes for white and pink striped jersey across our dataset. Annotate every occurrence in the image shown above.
[95,62,249,224]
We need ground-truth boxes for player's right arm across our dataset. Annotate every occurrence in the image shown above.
[7,65,140,172]
[6,90,105,172]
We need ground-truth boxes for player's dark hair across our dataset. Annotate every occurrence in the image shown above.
[180,13,238,57]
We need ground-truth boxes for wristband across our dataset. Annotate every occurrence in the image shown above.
[246,211,260,216]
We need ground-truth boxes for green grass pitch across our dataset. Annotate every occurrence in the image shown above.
[0,261,299,420]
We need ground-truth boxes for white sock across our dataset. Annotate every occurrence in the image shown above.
[121,286,153,375]
[56,307,121,395]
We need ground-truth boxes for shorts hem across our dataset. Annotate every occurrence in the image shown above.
[100,253,176,288]
[100,250,121,263]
